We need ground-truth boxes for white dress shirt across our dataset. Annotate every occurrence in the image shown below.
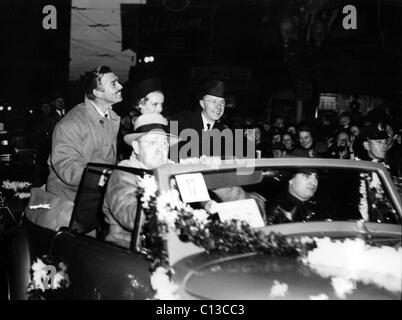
[201,112,215,131]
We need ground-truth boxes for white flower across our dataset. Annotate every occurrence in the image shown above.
[359,174,368,221]
[51,272,64,290]
[369,172,381,191]
[31,258,48,291]
[303,237,402,294]
[269,280,288,298]
[138,174,158,208]
[192,209,209,224]
[16,192,30,199]
[299,236,315,245]
[150,267,179,300]
[156,190,183,227]
[331,277,355,299]
[2,180,31,192]
[309,293,329,300]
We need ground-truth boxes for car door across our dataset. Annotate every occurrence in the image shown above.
[49,231,153,300]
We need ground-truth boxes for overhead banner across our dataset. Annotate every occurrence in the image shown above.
[121,4,215,56]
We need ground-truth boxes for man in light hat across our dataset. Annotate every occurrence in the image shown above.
[103,113,179,248]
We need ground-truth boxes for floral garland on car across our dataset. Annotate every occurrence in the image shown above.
[138,173,402,300]
[137,174,317,299]
[1,180,31,199]
[26,255,71,300]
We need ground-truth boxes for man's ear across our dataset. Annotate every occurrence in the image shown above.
[363,141,369,151]
[93,88,102,99]
[199,99,205,110]
[132,140,139,155]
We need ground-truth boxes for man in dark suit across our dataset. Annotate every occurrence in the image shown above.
[50,90,67,121]
[173,80,232,159]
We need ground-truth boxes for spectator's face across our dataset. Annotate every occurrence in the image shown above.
[275,118,284,128]
[200,94,225,122]
[272,149,283,158]
[255,128,261,145]
[339,116,350,128]
[246,128,261,145]
[289,172,318,201]
[365,139,387,160]
[282,134,293,149]
[96,72,123,104]
[40,103,52,116]
[299,131,313,149]
[262,123,270,132]
[53,97,65,110]
[287,126,296,135]
[336,132,349,147]
[272,134,281,144]
[351,125,360,136]
[136,132,169,169]
[140,91,164,114]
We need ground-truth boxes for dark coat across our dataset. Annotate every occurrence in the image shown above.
[266,191,330,224]
[172,110,232,159]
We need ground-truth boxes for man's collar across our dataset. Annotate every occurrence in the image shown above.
[88,99,110,118]
[201,112,215,130]
[56,109,64,117]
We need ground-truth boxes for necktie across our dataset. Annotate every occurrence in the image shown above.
[206,123,211,130]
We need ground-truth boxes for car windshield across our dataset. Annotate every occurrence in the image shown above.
[171,167,401,226]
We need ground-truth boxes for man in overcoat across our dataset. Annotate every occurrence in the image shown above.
[26,66,122,231]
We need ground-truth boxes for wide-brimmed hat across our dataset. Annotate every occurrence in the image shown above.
[201,80,225,98]
[123,113,179,146]
[129,78,162,104]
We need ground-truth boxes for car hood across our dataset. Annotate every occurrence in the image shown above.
[173,252,399,300]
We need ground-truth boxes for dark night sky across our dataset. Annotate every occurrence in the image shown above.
[0,0,401,124]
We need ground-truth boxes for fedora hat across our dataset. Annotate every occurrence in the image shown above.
[201,80,225,98]
[123,113,179,146]
[130,78,162,104]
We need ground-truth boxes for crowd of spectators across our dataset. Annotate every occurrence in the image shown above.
[1,87,401,185]
[218,104,401,176]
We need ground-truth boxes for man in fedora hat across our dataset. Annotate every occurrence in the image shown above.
[174,79,230,159]
[103,113,179,248]
[130,77,164,115]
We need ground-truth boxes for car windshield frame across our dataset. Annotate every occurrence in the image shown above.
[155,158,402,218]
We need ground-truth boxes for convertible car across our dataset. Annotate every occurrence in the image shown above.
[0,158,401,300]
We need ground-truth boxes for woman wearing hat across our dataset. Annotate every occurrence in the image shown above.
[129,78,164,115]
[118,78,164,160]
[103,113,179,248]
